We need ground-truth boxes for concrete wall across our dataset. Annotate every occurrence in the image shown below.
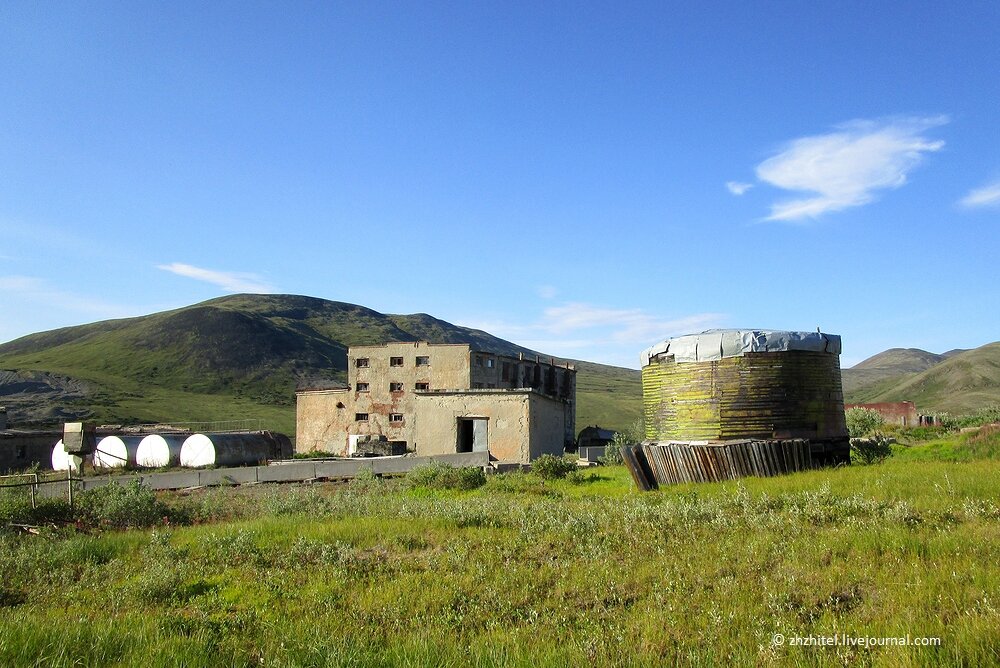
[529,394,570,459]
[296,388,352,454]
[414,390,569,463]
[296,341,578,456]
[0,431,59,473]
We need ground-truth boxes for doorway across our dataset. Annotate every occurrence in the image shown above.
[457,418,488,453]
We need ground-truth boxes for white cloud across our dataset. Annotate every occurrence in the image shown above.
[157,263,275,293]
[726,181,753,196]
[459,302,726,368]
[959,179,1000,208]
[755,116,947,221]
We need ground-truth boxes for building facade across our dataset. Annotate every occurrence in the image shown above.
[296,341,576,462]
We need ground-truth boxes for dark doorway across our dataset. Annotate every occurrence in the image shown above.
[457,418,488,453]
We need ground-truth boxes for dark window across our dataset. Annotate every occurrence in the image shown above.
[415,382,429,390]
[502,362,511,381]
[355,358,369,368]
[416,356,430,366]
[356,382,369,392]
[390,356,404,367]
[389,413,404,423]
[475,356,484,367]
[355,413,368,422]
[486,358,495,368]
[389,382,403,392]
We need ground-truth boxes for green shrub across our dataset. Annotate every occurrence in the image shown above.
[851,436,893,465]
[405,463,486,491]
[846,407,885,438]
[78,480,173,529]
[531,454,577,480]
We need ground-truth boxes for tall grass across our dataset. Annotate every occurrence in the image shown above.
[0,451,998,666]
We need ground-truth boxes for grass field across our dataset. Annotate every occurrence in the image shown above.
[2,431,999,666]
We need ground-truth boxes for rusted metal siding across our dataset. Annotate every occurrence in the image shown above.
[643,351,848,443]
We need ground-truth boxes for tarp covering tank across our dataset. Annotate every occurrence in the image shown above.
[641,329,849,465]
[135,434,187,468]
[640,329,842,367]
[93,435,143,468]
[179,431,293,468]
[51,439,83,472]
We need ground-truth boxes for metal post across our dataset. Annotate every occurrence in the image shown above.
[67,467,73,512]
[29,473,37,509]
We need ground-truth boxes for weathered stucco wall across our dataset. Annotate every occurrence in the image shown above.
[529,396,569,459]
[296,342,577,457]
[413,390,570,463]
[295,388,351,455]
[414,391,531,461]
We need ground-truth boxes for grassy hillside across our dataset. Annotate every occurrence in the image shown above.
[0,294,641,435]
[856,343,1000,414]
[842,347,945,396]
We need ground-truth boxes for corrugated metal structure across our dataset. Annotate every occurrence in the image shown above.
[623,440,813,490]
[641,329,850,469]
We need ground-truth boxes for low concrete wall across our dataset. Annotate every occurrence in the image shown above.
[33,452,491,497]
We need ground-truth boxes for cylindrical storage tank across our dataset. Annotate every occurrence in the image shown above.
[51,439,83,472]
[93,435,143,468]
[136,434,186,468]
[179,432,275,468]
[641,329,849,462]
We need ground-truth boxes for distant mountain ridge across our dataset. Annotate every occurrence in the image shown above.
[0,294,641,433]
[843,343,1000,413]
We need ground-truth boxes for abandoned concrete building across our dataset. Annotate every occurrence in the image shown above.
[296,342,576,463]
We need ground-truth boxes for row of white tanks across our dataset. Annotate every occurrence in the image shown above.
[51,432,284,472]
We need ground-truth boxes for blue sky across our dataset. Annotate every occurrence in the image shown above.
[2,1,998,369]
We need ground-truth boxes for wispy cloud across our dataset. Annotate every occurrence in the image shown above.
[754,116,947,221]
[459,302,726,368]
[726,181,753,196]
[959,179,1000,209]
[0,275,136,318]
[157,263,275,293]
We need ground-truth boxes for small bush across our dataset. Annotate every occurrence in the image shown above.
[846,407,885,438]
[405,464,486,491]
[851,436,893,465]
[531,454,577,480]
[78,480,173,529]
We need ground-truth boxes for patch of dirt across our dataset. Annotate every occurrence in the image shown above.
[0,369,94,426]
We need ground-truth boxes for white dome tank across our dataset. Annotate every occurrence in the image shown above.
[93,435,142,468]
[135,434,186,468]
[179,432,276,468]
[51,439,83,472]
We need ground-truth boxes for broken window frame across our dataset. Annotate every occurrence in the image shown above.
[356,382,369,392]
[389,413,404,423]
[415,356,430,367]
[355,413,369,422]
[415,382,430,391]
[389,382,404,392]
[390,356,404,367]
[355,358,369,368]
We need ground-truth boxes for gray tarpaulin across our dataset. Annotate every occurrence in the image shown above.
[640,329,842,367]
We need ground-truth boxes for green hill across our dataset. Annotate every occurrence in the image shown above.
[850,343,1000,414]
[842,347,947,398]
[0,294,641,435]
[844,342,1000,414]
